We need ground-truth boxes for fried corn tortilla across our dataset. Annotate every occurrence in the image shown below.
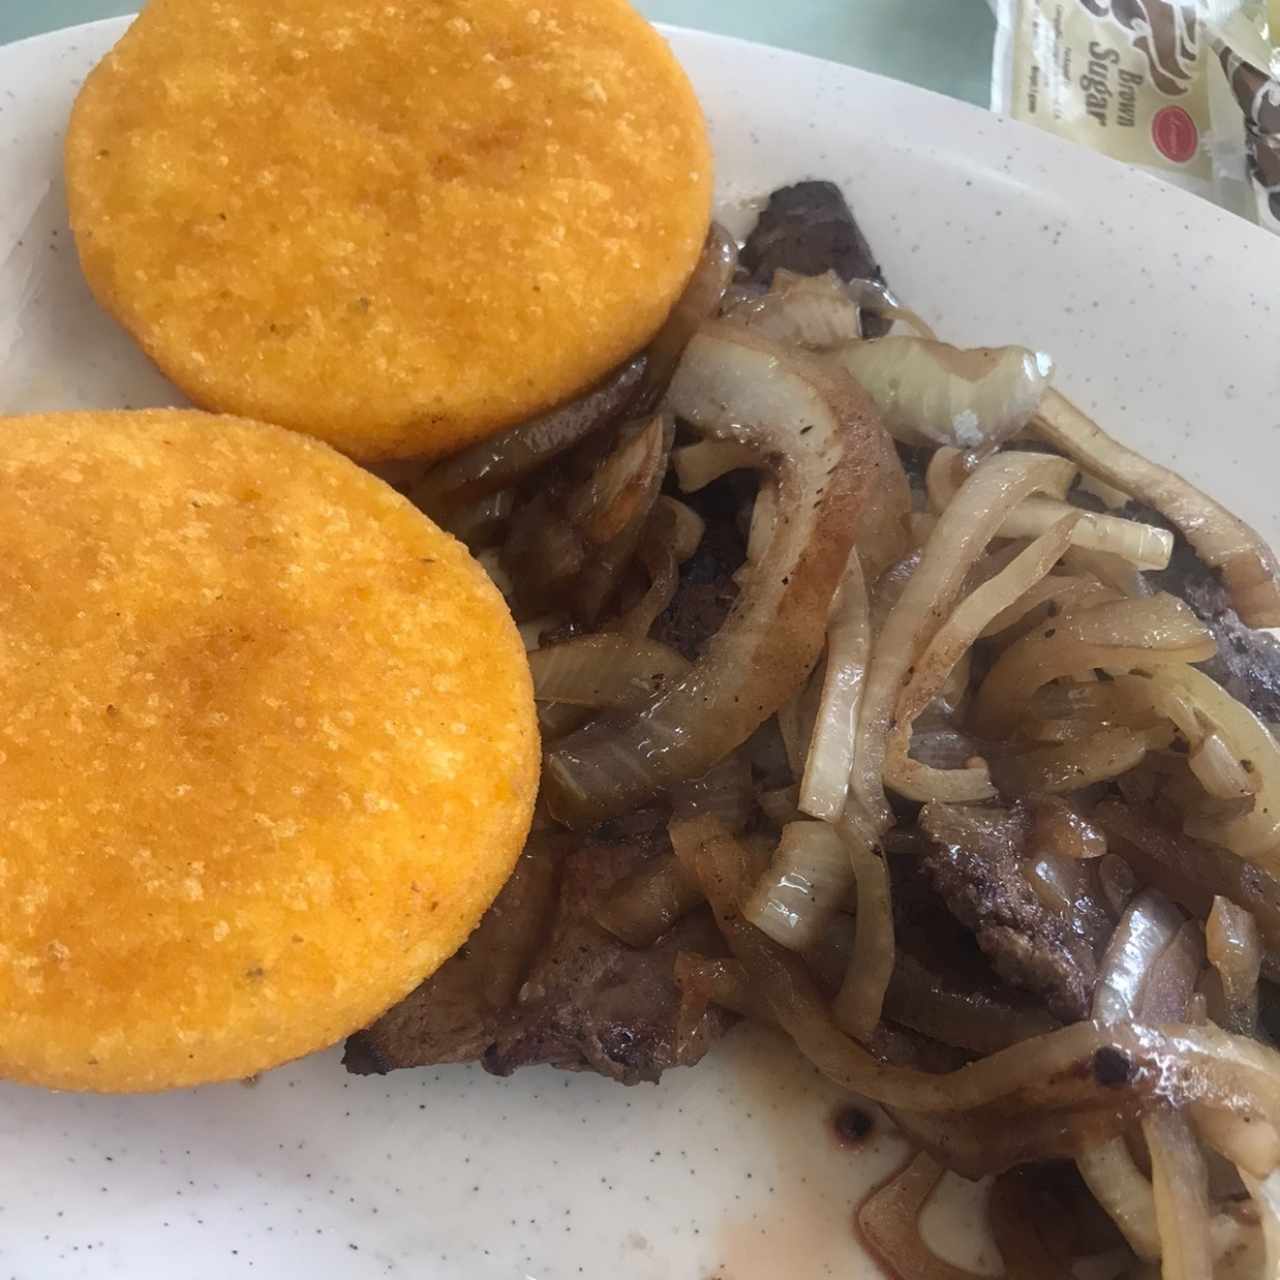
[0,410,538,1092]
[65,0,713,461]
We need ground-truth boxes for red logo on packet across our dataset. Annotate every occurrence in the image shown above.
[1151,105,1198,164]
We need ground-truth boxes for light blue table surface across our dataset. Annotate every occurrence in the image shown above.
[0,1,997,106]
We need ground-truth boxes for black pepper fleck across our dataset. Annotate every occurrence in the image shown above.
[1093,1046,1132,1087]
[832,1105,874,1147]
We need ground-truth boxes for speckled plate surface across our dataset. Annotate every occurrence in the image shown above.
[3,16,1280,1280]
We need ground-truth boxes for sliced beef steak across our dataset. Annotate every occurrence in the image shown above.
[345,817,731,1085]
[919,803,1101,1023]
[739,180,892,336]
[343,834,566,1073]
[652,471,746,661]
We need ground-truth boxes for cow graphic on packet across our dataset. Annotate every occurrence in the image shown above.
[1079,0,1199,96]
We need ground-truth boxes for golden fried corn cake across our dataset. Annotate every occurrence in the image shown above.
[64,0,713,461]
[0,410,538,1092]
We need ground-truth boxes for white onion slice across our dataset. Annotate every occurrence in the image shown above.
[1207,897,1263,1037]
[528,634,690,708]
[636,221,740,407]
[1093,890,1184,1026]
[745,478,778,573]
[1078,1139,1163,1262]
[800,553,871,820]
[1061,544,1152,598]
[927,446,1170,569]
[776,661,823,780]
[1120,665,1280,867]
[672,752,755,834]
[1078,890,1183,1262]
[845,278,937,339]
[1002,498,1173,570]
[994,727,1158,797]
[1144,1110,1214,1280]
[1193,1102,1280,1180]
[722,269,862,349]
[671,440,759,492]
[1240,1170,1280,1280]
[1079,469,1131,510]
[836,336,1053,450]
[832,821,896,1040]
[744,821,850,950]
[980,575,1122,643]
[1189,732,1258,802]
[850,450,1077,832]
[972,594,1216,740]
[759,783,801,828]
[908,512,937,547]
[926,445,1071,511]
[1035,389,1280,627]
[617,496,707,638]
[883,515,1077,804]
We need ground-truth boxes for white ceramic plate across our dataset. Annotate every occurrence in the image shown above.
[3,17,1280,1280]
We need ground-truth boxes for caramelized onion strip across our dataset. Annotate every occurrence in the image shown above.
[884,953,1060,1055]
[412,357,644,517]
[837,338,1053,451]
[971,595,1216,739]
[636,222,739,408]
[529,634,690,710]
[1144,1110,1214,1280]
[544,325,883,828]
[1114,665,1280,866]
[884,515,1078,803]
[672,816,1280,1120]
[991,727,1160,797]
[1034,389,1280,627]
[979,575,1122,641]
[744,821,850,951]
[595,852,701,948]
[851,451,1078,831]
[800,552,871,820]
[1078,890,1183,1261]
[1207,896,1263,1036]
[832,821,896,1039]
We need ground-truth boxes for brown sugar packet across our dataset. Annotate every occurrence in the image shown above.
[1206,2,1280,231]
[991,1,1215,197]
